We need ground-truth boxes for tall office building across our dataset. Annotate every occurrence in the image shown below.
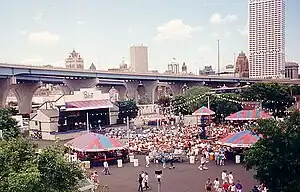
[235,51,249,78]
[130,45,148,73]
[249,0,285,78]
[65,49,84,70]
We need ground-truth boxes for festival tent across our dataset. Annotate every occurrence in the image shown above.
[225,109,272,121]
[192,106,215,116]
[64,132,124,152]
[217,130,260,148]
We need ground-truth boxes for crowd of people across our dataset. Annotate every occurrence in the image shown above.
[94,118,264,191]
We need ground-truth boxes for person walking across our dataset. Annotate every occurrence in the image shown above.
[169,155,175,169]
[213,178,220,191]
[145,155,150,168]
[235,180,243,192]
[138,174,144,192]
[143,172,149,190]
[205,178,212,192]
[103,161,110,175]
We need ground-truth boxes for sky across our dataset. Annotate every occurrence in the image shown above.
[0,0,299,73]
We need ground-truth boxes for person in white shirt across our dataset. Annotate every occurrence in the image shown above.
[198,156,207,170]
[141,171,146,188]
[229,183,236,192]
[213,178,220,191]
[145,155,150,167]
[143,172,149,190]
[221,170,227,184]
[103,161,110,175]
[228,172,234,184]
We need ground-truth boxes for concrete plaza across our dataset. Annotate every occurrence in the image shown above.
[97,155,256,192]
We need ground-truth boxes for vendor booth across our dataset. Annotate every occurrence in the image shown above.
[225,109,272,121]
[192,106,215,125]
[65,132,127,167]
[217,130,260,148]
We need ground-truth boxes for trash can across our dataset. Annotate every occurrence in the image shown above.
[133,159,139,167]
[129,155,135,163]
[117,159,123,168]
[235,155,241,164]
[189,156,195,164]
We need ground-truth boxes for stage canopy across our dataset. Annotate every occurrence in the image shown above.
[65,100,113,111]
[225,109,272,121]
[217,130,260,148]
[192,106,215,116]
[64,132,124,152]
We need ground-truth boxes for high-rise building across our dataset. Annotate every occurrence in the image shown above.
[166,60,179,74]
[249,0,285,78]
[130,45,148,73]
[182,62,187,73]
[235,51,249,78]
[65,49,84,69]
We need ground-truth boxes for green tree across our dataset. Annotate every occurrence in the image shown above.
[244,111,300,192]
[171,95,190,115]
[0,108,20,140]
[0,138,85,192]
[156,96,171,115]
[209,94,242,123]
[116,99,139,122]
[38,144,84,192]
[0,138,40,192]
[241,82,293,117]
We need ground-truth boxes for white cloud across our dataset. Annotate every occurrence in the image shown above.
[33,12,43,21]
[197,45,211,54]
[76,20,85,25]
[128,27,132,34]
[154,19,201,41]
[209,13,238,24]
[238,22,248,36]
[210,32,220,38]
[28,31,60,45]
[225,31,231,37]
[21,56,44,64]
[20,30,27,35]
[210,31,231,39]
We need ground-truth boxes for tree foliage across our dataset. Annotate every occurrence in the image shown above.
[156,96,171,115]
[241,83,293,117]
[38,144,84,192]
[209,94,242,123]
[244,111,300,192]
[0,108,20,140]
[0,138,84,192]
[116,99,139,121]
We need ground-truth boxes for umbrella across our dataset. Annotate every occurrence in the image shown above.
[192,106,215,116]
[217,130,260,148]
[65,132,124,152]
[225,109,272,121]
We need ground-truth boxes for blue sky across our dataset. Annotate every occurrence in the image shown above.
[0,0,299,73]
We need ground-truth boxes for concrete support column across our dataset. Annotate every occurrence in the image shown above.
[124,81,139,101]
[143,81,158,104]
[59,84,72,95]
[11,82,42,114]
[168,83,184,96]
[114,85,127,100]
[63,78,99,91]
[0,78,12,108]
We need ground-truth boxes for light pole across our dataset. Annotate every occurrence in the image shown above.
[217,39,220,76]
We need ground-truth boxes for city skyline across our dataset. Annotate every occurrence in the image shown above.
[0,0,299,73]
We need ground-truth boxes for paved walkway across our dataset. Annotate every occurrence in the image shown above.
[96,155,256,192]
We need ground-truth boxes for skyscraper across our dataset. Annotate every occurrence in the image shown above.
[235,51,249,78]
[249,0,285,78]
[130,45,148,73]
